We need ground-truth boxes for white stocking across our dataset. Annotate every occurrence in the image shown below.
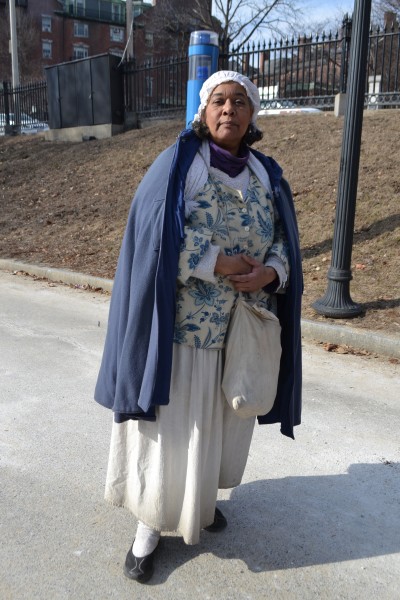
[132,521,160,557]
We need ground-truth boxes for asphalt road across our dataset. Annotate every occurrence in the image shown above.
[1,270,399,600]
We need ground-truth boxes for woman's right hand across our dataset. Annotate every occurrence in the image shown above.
[214,253,253,277]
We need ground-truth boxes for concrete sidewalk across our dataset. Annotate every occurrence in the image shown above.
[1,269,399,600]
[0,259,399,359]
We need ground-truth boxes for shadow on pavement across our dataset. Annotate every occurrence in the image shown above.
[150,461,400,583]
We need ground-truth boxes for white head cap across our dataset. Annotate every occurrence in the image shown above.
[193,70,260,125]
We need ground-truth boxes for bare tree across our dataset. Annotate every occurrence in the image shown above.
[370,0,399,29]
[17,12,42,80]
[0,9,41,82]
[135,0,213,56]
[0,9,12,81]
[192,0,303,50]
[306,1,399,36]
[144,1,302,51]
[373,0,400,19]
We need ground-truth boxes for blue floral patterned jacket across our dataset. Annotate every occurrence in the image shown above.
[174,173,290,348]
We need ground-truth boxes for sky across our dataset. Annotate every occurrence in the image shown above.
[305,0,355,26]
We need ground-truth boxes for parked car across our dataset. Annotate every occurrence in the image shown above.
[260,99,296,109]
[258,99,322,116]
[0,113,49,136]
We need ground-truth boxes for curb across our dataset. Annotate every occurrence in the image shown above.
[0,258,114,293]
[1,258,399,359]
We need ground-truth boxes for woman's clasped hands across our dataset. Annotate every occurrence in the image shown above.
[215,253,277,293]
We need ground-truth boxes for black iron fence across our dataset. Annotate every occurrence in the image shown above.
[223,21,353,110]
[0,80,48,135]
[124,53,188,119]
[1,18,399,133]
[367,21,400,106]
[124,17,400,117]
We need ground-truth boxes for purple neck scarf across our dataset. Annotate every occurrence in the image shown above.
[209,140,250,177]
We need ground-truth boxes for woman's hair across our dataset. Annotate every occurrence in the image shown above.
[192,118,263,146]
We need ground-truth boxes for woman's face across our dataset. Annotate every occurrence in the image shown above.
[202,82,254,155]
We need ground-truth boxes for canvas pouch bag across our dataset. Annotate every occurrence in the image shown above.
[222,295,282,419]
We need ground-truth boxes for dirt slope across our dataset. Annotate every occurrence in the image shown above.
[0,111,399,337]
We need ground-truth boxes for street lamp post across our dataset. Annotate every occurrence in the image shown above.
[9,0,20,88]
[126,0,134,59]
[6,0,20,135]
[312,0,372,318]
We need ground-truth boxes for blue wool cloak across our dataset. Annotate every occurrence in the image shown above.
[94,129,302,439]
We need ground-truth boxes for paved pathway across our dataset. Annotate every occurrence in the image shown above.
[1,270,399,600]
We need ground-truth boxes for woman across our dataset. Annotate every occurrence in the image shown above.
[95,71,302,583]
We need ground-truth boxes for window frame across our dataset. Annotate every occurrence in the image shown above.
[111,3,122,22]
[110,26,124,43]
[42,15,52,33]
[42,40,52,59]
[145,32,154,48]
[73,44,89,60]
[74,21,89,38]
[76,0,85,17]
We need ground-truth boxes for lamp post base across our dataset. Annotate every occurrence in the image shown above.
[312,277,364,318]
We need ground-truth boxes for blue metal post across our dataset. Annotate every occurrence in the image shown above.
[186,30,219,128]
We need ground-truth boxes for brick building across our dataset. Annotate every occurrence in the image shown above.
[0,0,215,82]
[0,0,151,81]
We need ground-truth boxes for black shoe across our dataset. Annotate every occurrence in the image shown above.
[204,507,228,532]
[123,542,158,584]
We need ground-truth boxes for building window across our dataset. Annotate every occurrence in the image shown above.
[42,16,52,33]
[74,22,89,38]
[145,32,154,47]
[76,0,85,17]
[73,45,89,59]
[42,40,52,58]
[110,27,124,43]
[133,4,144,18]
[111,3,122,22]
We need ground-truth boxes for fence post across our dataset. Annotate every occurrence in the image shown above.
[340,16,353,93]
[219,36,230,70]
[3,81,14,136]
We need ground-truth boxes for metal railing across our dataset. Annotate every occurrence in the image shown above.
[0,80,48,135]
[123,18,399,118]
[367,21,400,107]
[1,18,399,133]
[123,54,188,118]
[62,0,126,25]
[221,24,352,110]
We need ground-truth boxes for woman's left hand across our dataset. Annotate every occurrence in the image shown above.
[228,255,277,293]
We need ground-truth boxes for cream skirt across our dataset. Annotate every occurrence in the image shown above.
[104,343,255,544]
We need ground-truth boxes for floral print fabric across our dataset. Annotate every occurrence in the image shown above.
[174,172,290,349]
